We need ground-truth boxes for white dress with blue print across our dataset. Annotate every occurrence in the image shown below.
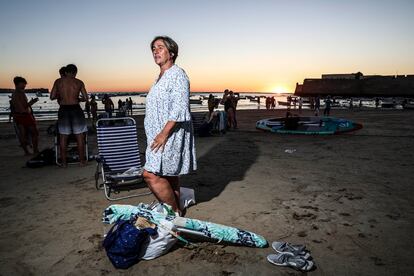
[144,65,197,176]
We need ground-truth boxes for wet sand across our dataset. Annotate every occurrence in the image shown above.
[0,108,413,275]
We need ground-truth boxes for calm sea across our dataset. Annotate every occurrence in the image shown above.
[0,92,292,122]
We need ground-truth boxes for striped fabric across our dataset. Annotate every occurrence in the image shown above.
[97,121,142,173]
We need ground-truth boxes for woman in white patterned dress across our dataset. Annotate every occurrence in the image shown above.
[143,36,197,215]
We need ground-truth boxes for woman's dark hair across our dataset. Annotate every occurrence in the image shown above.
[65,64,78,74]
[150,36,179,62]
[13,76,27,85]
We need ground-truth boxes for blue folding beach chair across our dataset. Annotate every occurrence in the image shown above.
[95,117,151,201]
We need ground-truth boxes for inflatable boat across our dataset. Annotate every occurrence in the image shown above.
[256,116,362,135]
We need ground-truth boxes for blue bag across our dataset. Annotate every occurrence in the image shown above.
[103,219,157,269]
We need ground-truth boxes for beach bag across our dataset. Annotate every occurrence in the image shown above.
[103,219,157,269]
[139,220,177,260]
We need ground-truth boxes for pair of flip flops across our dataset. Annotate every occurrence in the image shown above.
[267,241,314,271]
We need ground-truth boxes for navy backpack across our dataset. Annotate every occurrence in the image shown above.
[103,218,157,269]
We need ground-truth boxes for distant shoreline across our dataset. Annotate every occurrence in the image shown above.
[0,90,293,95]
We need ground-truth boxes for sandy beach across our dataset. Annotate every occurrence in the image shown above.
[0,108,413,275]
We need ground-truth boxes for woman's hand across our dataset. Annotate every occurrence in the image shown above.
[151,121,177,152]
[151,131,169,153]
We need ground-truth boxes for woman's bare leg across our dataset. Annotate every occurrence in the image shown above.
[143,170,180,213]
[167,176,180,210]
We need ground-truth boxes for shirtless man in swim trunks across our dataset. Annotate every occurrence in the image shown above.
[11,76,39,155]
[50,64,89,167]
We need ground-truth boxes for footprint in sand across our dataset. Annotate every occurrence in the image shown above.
[299,205,319,211]
[297,230,308,237]
[339,212,351,217]
[0,197,15,208]
[292,212,317,220]
[386,213,401,220]
[184,244,239,265]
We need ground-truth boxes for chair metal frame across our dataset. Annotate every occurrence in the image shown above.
[54,123,89,166]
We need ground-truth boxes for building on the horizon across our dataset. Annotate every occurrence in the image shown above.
[295,72,414,97]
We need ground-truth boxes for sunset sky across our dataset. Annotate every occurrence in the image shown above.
[1,0,413,93]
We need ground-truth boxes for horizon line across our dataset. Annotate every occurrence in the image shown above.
[0,89,293,94]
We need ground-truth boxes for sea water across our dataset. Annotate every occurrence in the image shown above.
[0,92,392,122]
[0,92,292,122]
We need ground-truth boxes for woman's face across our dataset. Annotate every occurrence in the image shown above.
[152,39,172,66]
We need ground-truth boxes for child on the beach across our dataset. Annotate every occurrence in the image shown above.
[11,76,39,155]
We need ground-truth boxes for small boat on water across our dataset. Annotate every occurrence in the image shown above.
[36,91,46,97]
[190,99,203,105]
[381,102,395,108]
[403,103,414,109]
[277,101,289,106]
[256,116,362,135]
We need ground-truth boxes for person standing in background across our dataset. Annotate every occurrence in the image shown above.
[221,89,235,129]
[90,94,98,127]
[128,97,133,115]
[265,97,270,110]
[271,96,276,109]
[118,99,123,111]
[8,99,14,123]
[50,64,89,167]
[102,95,114,118]
[230,91,239,129]
[323,96,332,116]
[11,76,39,155]
[315,95,320,116]
[207,94,215,117]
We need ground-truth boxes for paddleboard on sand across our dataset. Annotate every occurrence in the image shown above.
[256,116,362,135]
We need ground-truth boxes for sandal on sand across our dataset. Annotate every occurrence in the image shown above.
[272,241,310,259]
[267,253,314,271]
